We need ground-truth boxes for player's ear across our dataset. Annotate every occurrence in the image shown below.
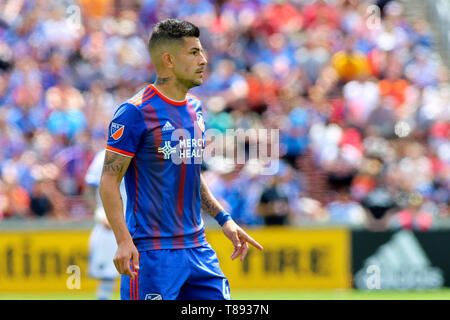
[161,52,175,69]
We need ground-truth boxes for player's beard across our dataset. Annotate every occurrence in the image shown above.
[177,75,202,90]
[173,63,204,90]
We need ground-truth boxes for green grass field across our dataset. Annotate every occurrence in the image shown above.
[1,289,450,300]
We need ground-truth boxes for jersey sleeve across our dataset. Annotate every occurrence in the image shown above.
[188,95,207,132]
[105,103,146,157]
[190,96,203,114]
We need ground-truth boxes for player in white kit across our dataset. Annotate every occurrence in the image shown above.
[85,150,127,300]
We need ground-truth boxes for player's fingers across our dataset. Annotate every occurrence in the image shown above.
[231,231,241,248]
[231,243,244,261]
[132,250,140,271]
[240,242,249,262]
[230,248,238,260]
[130,261,138,279]
[230,232,244,260]
[114,254,127,275]
[120,258,134,279]
[242,232,263,251]
[231,232,243,259]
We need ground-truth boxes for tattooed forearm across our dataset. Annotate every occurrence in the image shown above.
[99,151,132,246]
[103,164,125,173]
[200,176,225,217]
[102,151,131,180]
[104,152,120,165]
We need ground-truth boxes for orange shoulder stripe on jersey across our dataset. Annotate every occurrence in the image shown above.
[129,91,150,105]
[138,91,156,106]
[129,88,154,106]
[105,145,135,157]
[128,87,147,104]
[129,85,152,104]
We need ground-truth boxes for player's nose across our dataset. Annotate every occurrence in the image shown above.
[199,52,207,66]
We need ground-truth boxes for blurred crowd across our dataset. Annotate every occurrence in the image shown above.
[0,0,448,232]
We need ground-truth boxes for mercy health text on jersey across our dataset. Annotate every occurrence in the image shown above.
[157,132,205,164]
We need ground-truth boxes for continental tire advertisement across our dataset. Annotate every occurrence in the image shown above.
[2,228,449,292]
[0,227,351,292]
[206,227,351,289]
[352,229,450,290]
[0,230,98,292]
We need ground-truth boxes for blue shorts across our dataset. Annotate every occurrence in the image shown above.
[120,244,231,300]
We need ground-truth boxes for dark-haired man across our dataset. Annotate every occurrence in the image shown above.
[99,19,263,300]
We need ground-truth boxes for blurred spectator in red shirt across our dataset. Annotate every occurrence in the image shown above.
[378,62,410,109]
[245,63,278,113]
[262,0,303,34]
[302,0,340,30]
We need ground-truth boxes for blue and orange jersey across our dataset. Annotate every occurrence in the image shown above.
[105,84,208,251]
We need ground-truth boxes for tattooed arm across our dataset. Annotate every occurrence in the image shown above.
[200,174,263,261]
[200,174,226,218]
[99,150,139,279]
[99,150,131,242]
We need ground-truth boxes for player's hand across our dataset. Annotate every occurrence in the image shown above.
[113,240,139,279]
[221,220,263,262]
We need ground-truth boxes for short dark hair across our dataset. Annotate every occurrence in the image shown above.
[149,19,200,51]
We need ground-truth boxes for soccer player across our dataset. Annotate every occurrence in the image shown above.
[85,149,127,299]
[99,19,263,300]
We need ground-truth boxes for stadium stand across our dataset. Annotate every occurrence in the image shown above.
[0,0,448,233]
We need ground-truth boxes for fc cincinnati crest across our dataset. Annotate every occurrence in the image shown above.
[196,113,205,132]
[110,122,125,140]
